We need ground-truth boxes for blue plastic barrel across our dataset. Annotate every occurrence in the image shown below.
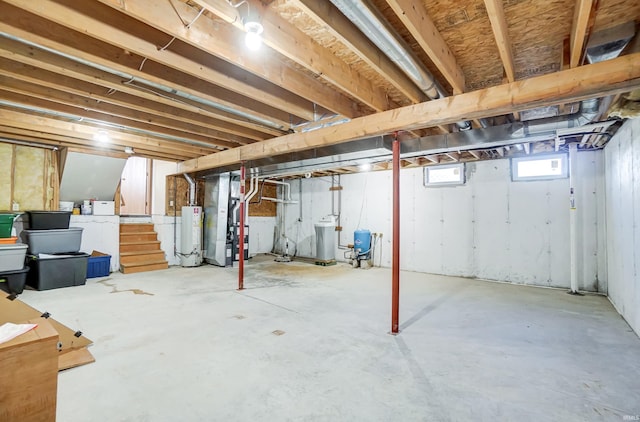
[354,229,371,254]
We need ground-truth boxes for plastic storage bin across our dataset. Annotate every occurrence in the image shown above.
[0,267,29,294]
[87,251,111,278]
[27,211,71,230]
[25,253,89,291]
[21,228,83,254]
[0,243,28,272]
[0,214,16,238]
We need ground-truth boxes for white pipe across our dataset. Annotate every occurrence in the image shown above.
[569,143,579,294]
[184,174,196,206]
[262,179,293,201]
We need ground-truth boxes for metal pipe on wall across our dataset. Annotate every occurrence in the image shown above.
[391,135,400,334]
[239,162,246,290]
[568,144,579,294]
[184,174,196,206]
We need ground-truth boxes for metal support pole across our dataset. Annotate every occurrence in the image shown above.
[239,162,246,291]
[568,144,579,295]
[391,134,400,334]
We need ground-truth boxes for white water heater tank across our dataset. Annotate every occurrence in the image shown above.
[181,206,203,267]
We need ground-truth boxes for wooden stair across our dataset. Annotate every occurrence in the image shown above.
[119,223,168,274]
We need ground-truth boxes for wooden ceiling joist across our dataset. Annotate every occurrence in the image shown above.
[483,0,516,83]
[177,52,640,174]
[0,18,287,136]
[0,108,217,157]
[0,53,274,143]
[570,0,595,68]
[0,88,240,150]
[0,77,258,146]
[2,0,315,123]
[97,0,363,121]
[385,0,466,94]
[191,0,398,113]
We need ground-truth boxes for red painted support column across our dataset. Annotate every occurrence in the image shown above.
[238,162,246,291]
[391,135,400,334]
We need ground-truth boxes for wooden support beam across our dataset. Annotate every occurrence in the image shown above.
[484,0,516,83]
[97,0,362,120]
[496,147,505,157]
[385,0,465,93]
[191,0,397,112]
[177,53,640,174]
[295,0,426,104]
[570,0,595,68]
[424,155,440,164]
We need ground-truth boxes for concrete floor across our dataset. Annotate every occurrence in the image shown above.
[19,255,640,422]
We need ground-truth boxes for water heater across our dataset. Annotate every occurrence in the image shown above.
[181,206,203,267]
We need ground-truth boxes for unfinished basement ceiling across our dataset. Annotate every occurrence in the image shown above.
[0,0,638,173]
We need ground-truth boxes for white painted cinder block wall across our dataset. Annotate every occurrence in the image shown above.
[604,118,640,335]
[280,150,606,291]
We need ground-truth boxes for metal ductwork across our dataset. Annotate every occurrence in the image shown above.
[329,0,472,131]
[585,21,636,64]
[514,98,601,137]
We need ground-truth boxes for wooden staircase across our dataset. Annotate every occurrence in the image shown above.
[119,223,169,274]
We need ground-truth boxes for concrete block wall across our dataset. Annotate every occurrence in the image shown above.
[604,118,640,335]
[281,151,606,291]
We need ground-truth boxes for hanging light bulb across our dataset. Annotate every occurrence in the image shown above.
[244,21,263,51]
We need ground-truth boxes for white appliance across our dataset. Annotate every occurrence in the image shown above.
[180,206,203,267]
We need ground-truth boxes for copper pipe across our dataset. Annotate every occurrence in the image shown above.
[239,162,246,290]
[391,134,400,334]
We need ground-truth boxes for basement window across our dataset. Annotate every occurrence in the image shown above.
[511,153,568,181]
[424,163,465,186]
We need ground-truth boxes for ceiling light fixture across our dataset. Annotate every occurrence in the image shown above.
[359,163,372,172]
[124,146,135,154]
[244,20,263,51]
[94,130,110,144]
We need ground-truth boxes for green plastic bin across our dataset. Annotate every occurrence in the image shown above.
[0,214,17,238]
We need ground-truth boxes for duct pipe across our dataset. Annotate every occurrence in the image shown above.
[391,135,400,334]
[329,0,472,130]
[238,162,246,290]
[184,174,196,206]
[568,144,579,295]
[516,98,601,136]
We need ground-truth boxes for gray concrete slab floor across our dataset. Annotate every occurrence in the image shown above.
[18,255,640,422]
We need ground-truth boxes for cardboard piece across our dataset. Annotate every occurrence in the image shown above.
[0,317,58,422]
[0,294,94,371]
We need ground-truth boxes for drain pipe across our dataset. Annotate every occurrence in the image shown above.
[184,174,196,206]
[568,143,581,295]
